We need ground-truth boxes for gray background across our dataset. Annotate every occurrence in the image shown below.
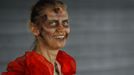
[0,0,134,75]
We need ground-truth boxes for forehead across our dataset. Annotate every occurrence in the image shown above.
[42,7,68,20]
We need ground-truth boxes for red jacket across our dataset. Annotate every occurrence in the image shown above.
[2,50,76,75]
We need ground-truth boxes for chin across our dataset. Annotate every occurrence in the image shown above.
[53,43,66,50]
[46,37,68,50]
[49,41,66,50]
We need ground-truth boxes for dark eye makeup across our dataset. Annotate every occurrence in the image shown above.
[46,19,69,28]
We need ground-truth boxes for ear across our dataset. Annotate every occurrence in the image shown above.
[29,21,40,36]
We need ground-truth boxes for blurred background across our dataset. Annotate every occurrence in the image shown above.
[0,0,134,75]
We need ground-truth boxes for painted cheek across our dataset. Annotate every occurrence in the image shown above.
[66,27,70,34]
[44,27,56,36]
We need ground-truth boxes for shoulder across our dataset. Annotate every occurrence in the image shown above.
[4,51,35,75]
[58,50,75,62]
[57,50,76,74]
[7,54,26,72]
[7,51,34,71]
[2,55,26,75]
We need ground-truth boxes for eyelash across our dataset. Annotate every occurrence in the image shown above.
[63,21,69,26]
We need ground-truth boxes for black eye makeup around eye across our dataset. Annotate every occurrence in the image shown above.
[47,20,69,27]
[48,20,57,23]
[48,20,58,25]
[62,20,69,26]
[63,20,69,23]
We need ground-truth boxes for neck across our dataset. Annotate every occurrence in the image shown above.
[35,40,59,64]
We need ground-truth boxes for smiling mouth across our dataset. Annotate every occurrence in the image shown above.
[54,35,65,39]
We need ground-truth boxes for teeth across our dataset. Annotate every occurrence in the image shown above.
[55,36,65,39]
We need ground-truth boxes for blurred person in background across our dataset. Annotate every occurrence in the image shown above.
[2,0,76,75]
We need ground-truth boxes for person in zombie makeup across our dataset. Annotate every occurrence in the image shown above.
[2,0,76,75]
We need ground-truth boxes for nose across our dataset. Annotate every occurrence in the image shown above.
[56,23,65,32]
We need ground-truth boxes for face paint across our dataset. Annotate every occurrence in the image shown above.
[39,7,70,50]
